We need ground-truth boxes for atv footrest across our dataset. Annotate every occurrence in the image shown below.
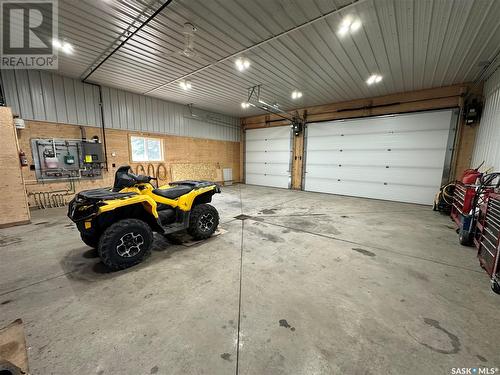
[162,222,189,234]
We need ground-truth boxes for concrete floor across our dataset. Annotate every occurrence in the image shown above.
[1,184,499,374]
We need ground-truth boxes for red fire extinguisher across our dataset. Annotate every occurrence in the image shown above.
[19,150,28,167]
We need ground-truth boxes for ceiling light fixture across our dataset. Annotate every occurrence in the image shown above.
[52,39,62,49]
[350,19,362,32]
[52,39,74,54]
[61,42,74,54]
[366,74,383,85]
[241,102,250,109]
[235,58,250,71]
[338,25,350,36]
[179,80,192,90]
[291,90,303,99]
[338,16,362,36]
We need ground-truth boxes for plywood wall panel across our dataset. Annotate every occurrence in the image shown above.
[0,107,31,227]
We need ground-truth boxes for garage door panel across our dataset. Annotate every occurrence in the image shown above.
[307,130,449,150]
[304,110,455,205]
[306,165,443,186]
[245,138,291,152]
[246,126,291,140]
[306,149,447,168]
[246,151,291,163]
[245,140,267,152]
[246,174,289,188]
[308,112,453,136]
[245,162,289,175]
[264,163,290,176]
[245,162,264,174]
[245,127,291,189]
[305,177,438,205]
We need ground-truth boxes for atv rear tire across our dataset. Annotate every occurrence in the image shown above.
[81,233,99,248]
[98,219,153,271]
[188,204,219,240]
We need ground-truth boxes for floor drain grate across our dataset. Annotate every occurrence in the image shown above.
[234,214,251,220]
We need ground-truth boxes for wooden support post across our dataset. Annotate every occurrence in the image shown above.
[240,127,245,183]
[291,109,307,190]
[291,131,304,190]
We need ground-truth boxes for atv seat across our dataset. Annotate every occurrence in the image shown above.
[153,185,194,199]
[113,165,151,191]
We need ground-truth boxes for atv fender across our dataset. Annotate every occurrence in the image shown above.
[178,186,220,211]
[98,195,164,233]
[100,194,158,216]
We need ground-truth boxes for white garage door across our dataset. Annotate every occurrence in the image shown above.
[245,127,292,188]
[304,110,457,205]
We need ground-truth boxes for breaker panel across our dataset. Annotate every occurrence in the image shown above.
[31,138,105,181]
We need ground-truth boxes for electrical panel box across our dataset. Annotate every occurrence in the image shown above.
[82,141,105,163]
[31,138,105,181]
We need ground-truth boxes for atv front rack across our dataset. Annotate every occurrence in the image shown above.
[68,188,138,222]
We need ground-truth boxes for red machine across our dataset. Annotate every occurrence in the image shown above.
[451,168,495,245]
[461,168,482,184]
[451,181,488,245]
[475,192,500,294]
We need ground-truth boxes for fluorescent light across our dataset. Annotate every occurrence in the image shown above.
[179,80,192,90]
[350,19,362,32]
[291,90,303,100]
[241,102,250,109]
[366,74,382,85]
[235,58,250,71]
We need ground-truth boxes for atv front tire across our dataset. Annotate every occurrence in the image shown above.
[188,204,219,240]
[81,233,99,248]
[98,219,153,271]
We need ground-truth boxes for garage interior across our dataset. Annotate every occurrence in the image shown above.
[1,0,500,374]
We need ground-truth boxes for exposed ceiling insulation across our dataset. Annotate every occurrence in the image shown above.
[54,0,500,116]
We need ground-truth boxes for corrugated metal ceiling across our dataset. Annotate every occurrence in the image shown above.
[54,0,500,116]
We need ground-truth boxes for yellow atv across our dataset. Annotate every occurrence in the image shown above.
[68,166,220,270]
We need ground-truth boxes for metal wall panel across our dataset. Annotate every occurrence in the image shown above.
[1,71,240,142]
[101,86,240,141]
[472,69,500,171]
[304,110,456,205]
[1,70,99,126]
